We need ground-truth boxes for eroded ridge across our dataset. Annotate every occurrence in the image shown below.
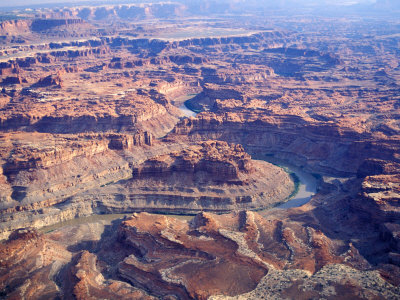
[2,210,400,299]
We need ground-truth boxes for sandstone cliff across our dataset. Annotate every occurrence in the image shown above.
[0,135,294,239]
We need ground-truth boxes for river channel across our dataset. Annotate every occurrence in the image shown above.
[41,97,318,233]
[176,98,318,209]
[260,156,318,209]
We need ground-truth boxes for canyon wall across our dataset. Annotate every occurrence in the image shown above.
[173,112,400,177]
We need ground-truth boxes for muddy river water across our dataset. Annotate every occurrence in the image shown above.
[40,159,317,234]
[41,98,318,233]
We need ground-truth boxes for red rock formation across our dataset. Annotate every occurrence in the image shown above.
[173,111,400,176]
[71,251,155,300]
[34,74,63,88]
[31,19,85,32]
[0,228,71,299]
[0,208,398,299]
[0,4,399,298]
[357,174,400,224]
[133,140,252,182]
[114,211,379,299]
[0,135,293,238]
[49,46,111,58]
[0,62,20,76]
[0,20,32,35]
[107,131,153,149]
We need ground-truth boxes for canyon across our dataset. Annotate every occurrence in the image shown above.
[0,1,400,299]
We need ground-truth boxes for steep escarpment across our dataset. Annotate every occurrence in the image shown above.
[1,131,151,183]
[0,134,294,239]
[0,18,92,38]
[49,46,110,58]
[0,19,31,36]
[110,140,294,214]
[30,19,86,32]
[173,111,400,177]
[0,131,154,239]
[70,250,156,300]
[0,89,179,137]
[0,62,20,76]
[350,165,400,267]
[0,222,155,299]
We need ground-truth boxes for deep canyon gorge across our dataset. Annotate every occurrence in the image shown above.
[0,0,400,299]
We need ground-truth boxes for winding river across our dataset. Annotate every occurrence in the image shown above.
[261,156,318,209]
[175,97,318,209]
[41,96,318,233]
[175,93,198,118]
[40,160,317,234]
[179,103,197,118]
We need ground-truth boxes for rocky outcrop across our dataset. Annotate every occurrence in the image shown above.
[108,131,153,149]
[73,3,186,21]
[173,31,292,48]
[0,95,9,110]
[357,159,400,178]
[263,47,341,65]
[49,46,110,58]
[1,131,152,183]
[1,4,400,298]
[33,74,63,88]
[115,211,389,299]
[117,212,268,299]
[0,92,179,136]
[71,250,155,300]
[0,220,157,299]
[0,132,135,237]
[0,62,19,76]
[0,18,89,36]
[200,66,275,85]
[0,56,52,73]
[168,55,208,65]
[185,83,244,112]
[2,210,399,299]
[2,135,108,177]
[355,174,400,225]
[0,20,31,35]
[133,140,252,182]
[0,228,71,299]
[112,140,294,214]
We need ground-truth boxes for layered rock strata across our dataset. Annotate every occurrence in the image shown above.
[0,135,294,239]
[173,110,400,177]
[1,4,400,299]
